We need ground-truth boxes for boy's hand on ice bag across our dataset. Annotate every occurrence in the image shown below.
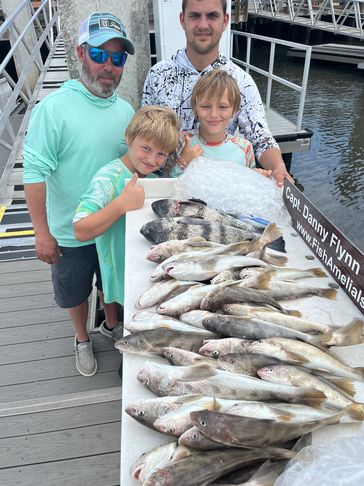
[119,174,145,212]
[178,134,204,168]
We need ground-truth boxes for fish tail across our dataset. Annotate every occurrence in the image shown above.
[246,272,272,290]
[259,223,282,249]
[297,389,326,407]
[261,252,288,267]
[353,367,364,380]
[311,267,327,277]
[344,403,364,421]
[322,319,364,346]
[319,288,337,300]
[322,376,356,397]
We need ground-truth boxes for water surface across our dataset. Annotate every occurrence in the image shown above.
[250,46,364,251]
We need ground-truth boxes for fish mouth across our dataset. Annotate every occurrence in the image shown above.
[132,465,143,480]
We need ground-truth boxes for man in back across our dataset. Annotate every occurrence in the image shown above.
[23,12,135,376]
[142,0,291,186]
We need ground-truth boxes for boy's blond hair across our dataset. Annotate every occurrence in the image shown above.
[126,106,180,153]
[191,70,241,116]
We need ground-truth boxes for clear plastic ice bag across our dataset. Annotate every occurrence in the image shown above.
[275,424,364,486]
[173,157,291,226]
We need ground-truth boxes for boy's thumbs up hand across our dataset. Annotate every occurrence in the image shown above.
[178,134,204,168]
[119,173,145,213]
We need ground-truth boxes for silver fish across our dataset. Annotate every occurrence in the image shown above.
[125,317,215,336]
[199,338,253,358]
[200,285,285,313]
[136,280,198,308]
[180,310,218,329]
[130,441,192,483]
[239,266,327,282]
[218,353,284,376]
[248,337,364,380]
[164,255,268,281]
[178,426,229,450]
[258,364,364,416]
[222,303,302,318]
[241,279,337,301]
[190,410,341,449]
[114,329,206,356]
[157,280,236,316]
[201,315,323,346]
[137,361,326,405]
[125,395,204,429]
[146,237,221,263]
[160,347,220,367]
[143,446,295,486]
[153,395,216,436]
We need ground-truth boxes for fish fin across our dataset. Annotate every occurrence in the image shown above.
[267,236,286,253]
[311,267,327,277]
[285,351,309,365]
[189,198,207,206]
[259,222,283,249]
[185,237,210,246]
[177,216,206,224]
[261,252,288,267]
[174,394,206,405]
[321,320,364,346]
[319,288,337,300]
[277,413,294,422]
[178,364,217,381]
[264,446,296,460]
[285,309,302,317]
[344,403,364,421]
[298,389,327,407]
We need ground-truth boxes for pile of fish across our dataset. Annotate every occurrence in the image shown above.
[117,198,364,485]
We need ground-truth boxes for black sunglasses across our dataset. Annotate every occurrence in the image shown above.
[84,45,127,67]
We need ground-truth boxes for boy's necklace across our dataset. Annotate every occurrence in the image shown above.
[197,130,228,147]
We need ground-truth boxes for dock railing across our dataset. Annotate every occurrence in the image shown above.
[0,0,60,196]
[249,0,364,39]
[230,30,312,131]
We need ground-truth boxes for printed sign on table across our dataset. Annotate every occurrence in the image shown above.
[283,179,364,314]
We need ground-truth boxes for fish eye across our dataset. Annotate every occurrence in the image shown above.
[200,420,207,427]
[138,410,145,416]
[192,433,198,440]
[228,358,235,364]
[212,350,219,357]
[169,353,175,359]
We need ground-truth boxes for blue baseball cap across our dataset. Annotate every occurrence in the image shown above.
[78,12,135,54]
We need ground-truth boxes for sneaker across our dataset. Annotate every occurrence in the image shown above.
[74,336,97,377]
[99,320,124,341]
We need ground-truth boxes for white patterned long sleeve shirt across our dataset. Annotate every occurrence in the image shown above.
[142,49,279,161]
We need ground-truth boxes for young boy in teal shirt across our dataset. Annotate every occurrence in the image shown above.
[73,106,179,338]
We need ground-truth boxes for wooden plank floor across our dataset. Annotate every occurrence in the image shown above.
[0,259,123,485]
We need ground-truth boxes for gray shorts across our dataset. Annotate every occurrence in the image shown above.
[51,244,102,308]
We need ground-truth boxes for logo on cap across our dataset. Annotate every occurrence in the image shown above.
[99,18,123,34]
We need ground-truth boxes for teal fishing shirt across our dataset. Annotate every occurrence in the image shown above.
[23,80,135,247]
[73,159,156,305]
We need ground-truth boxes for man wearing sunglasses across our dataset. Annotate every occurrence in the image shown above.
[24,12,135,377]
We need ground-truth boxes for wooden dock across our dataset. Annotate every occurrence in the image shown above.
[0,258,123,486]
